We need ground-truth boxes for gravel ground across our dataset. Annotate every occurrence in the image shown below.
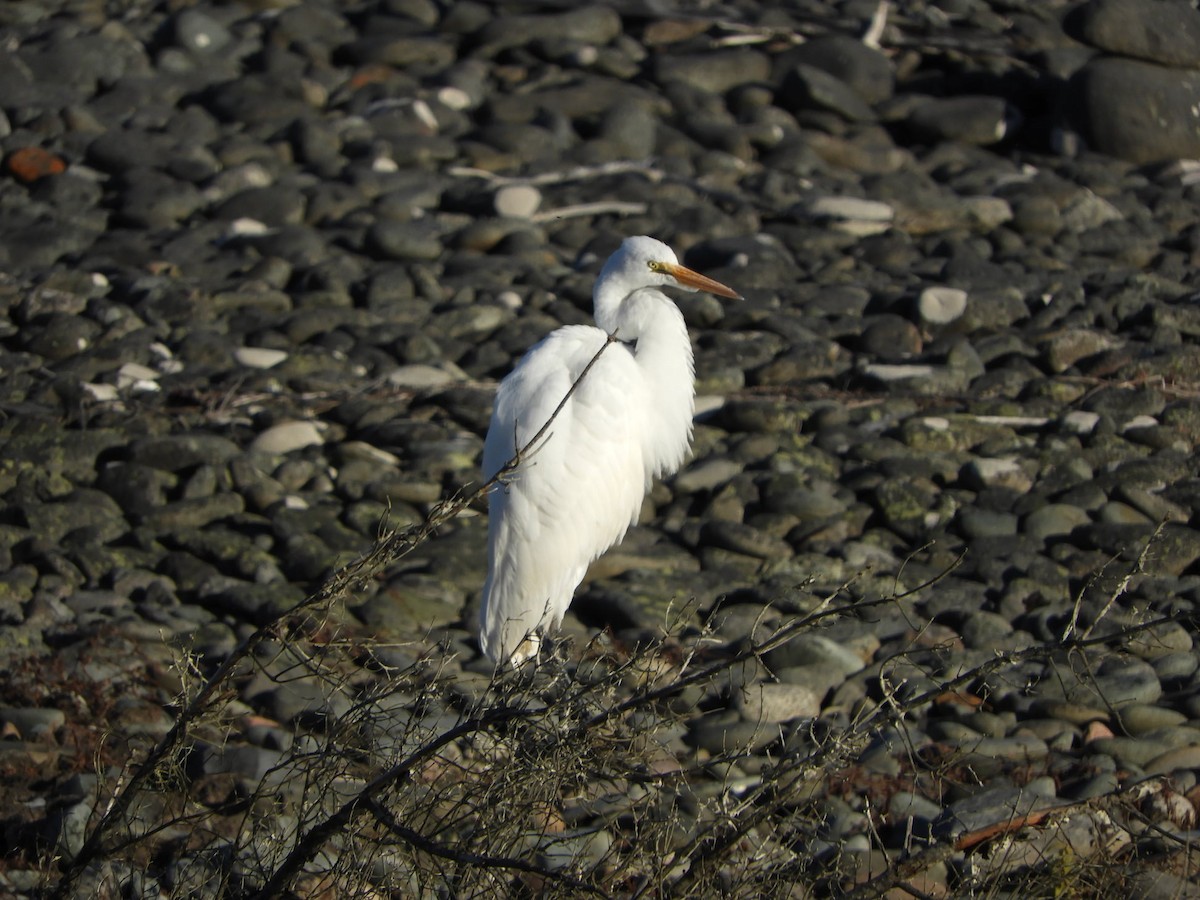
[4,0,1200,896]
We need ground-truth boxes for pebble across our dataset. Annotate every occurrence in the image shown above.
[249,421,325,455]
[962,457,1034,493]
[1072,0,1200,67]
[937,785,1062,840]
[908,96,1011,145]
[494,184,541,219]
[734,682,821,724]
[1071,58,1200,164]
[1023,504,1091,541]
[917,286,968,325]
[234,347,288,369]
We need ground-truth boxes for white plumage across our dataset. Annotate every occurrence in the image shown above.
[480,236,741,666]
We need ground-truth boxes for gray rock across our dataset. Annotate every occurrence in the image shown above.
[0,707,65,738]
[353,575,464,635]
[908,96,1012,145]
[1152,651,1198,684]
[655,50,771,95]
[780,35,894,105]
[1009,195,1063,236]
[1059,188,1123,232]
[1145,525,1200,576]
[1072,57,1200,164]
[340,35,456,69]
[194,741,286,784]
[476,6,622,53]
[213,185,306,227]
[1039,656,1164,709]
[734,682,821,724]
[367,220,446,261]
[873,479,943,541]
[1073,0,1200,67]
[959,611,1014,649]
[780,64,876,122]
[1023,504,1090,541]
[1126,869,1200,900]
[858,315,922,360]
[141,494,245,531]
[1126,621,1194,660]
[957,508,1019,539]
[1063,771,1121,801]
[961,457,1034,493]
[687,712,779,754]
[129,435,242,471]
[765,633,867,677]
[1042,329,1120,373]
[1119,704,1187,735]
[888,790,942,824]
[936,785,1062,840]
[174,9,234,56]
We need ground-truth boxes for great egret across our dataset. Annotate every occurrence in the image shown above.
[480,236,741,666]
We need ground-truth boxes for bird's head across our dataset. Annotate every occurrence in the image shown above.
[602,235,742,300]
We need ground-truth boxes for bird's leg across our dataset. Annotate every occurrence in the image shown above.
[508,631,542,668]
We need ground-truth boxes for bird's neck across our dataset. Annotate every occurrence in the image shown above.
[593,280,625,335]
[606,291,696,478]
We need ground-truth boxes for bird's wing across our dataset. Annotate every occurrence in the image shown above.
[481,326,648,662]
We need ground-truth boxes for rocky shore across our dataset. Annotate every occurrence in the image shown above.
[3,0,1200,896]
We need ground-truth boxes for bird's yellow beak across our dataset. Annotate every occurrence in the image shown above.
[657,261,742,300]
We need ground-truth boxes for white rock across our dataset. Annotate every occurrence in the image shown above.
[496,290,523,310]
[235,347,289,369]
[970,415,1050,428]
[1061,189,1122,232]
[807,196,894,222]
[386,364,457,389]
[226,218,270,238]
[965,457,1034,492]
[833,219,892,236]
[494,184,542,219]
[863,363,937,382]
[694,395,726,418]
[116,362,161,393]
[82,383,120,402]
[918,286,968,324]
[1121,415,1160,431]
[800,196,895,236]
[410,99,438,132]
[1061,410,1101,434]
[339,441,401,466]
[437,86,473,110]
[568,45,598,66]
[250,421,324,455]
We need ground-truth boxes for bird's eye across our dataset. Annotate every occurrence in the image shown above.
[647,261,664,273]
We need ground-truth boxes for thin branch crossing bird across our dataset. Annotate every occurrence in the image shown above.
[480,236,741,666]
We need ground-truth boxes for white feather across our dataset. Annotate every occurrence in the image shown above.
[479,236,738,666]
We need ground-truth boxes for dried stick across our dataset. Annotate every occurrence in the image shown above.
[51,334,621,899]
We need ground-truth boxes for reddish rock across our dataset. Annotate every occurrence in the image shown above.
[5,146,67,183]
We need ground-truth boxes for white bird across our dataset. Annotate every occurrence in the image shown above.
[480,235,741,666]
